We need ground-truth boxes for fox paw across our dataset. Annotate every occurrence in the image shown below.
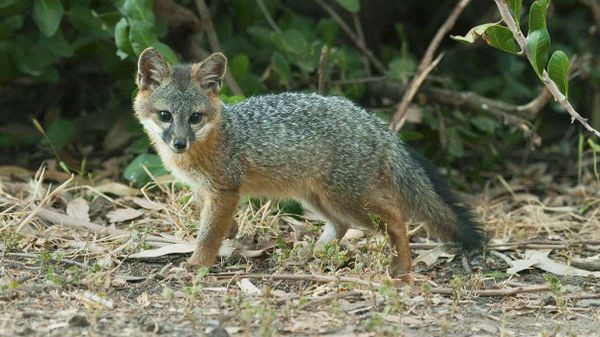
[183,255,212,270]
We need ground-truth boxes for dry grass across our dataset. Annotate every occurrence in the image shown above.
[1,162,600,336]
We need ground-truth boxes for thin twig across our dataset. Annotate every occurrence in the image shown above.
[212,272,380,288]
[430,284,551,297]
[390,53,445,130]
[256,0,281,34]
[352,12,371,75]
[318,46,329,94]
[5,252,88,269]
[194,0,244,96]
[16,174,74,234]
[390,0,472,131]
[493,0,600,138]
[313,0,386,73]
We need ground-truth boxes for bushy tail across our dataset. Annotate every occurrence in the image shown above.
[392,145,488,252]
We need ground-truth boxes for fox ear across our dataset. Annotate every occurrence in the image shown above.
[137,47,171,90]
[192,52,227,93]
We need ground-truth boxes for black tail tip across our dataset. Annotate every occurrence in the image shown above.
[457,216,489,253]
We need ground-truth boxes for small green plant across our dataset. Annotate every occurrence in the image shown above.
[421,282,432,316]
[182,267,209,313]
[257,288,276,337]
[361,312,385,333]
[450,275,467,314]
[587,138,600,184]
[0,231,22,252]
[378,278,403,315]
[313,241,349,272]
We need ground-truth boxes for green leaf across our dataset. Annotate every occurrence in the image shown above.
[317,18,339,46]
[528,0,548,34]
[151,42,179,64]
[548,50,569,97]
[483,25,520,54]
[33,0,64,37]
[471,116,499,133]
[450,23,497,44]
[0,15,23,39]
[588,139,600,152]
[118,0,154,22]
[128,19,157,55]
[67,6,110,38]
[45,119,78,150]
[220,95,246,104]
[386,57,414,81]
[446,127,465,158]
[271,51,292,85]
[14,42,59,77]
[335,0,360,13]
[41,30,74,58]
[507,0,522,25]
[230,54,250,79]
[114,18,133,59]
[123,153,167,186]
[527,29,550,77]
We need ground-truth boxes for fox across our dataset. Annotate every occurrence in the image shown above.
[133,47,487,276]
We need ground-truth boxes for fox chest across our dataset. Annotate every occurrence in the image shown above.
[156,148,210,192]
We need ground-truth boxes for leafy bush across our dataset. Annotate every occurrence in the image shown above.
[1,0,598,184]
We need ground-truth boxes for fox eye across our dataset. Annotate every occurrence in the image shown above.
[158,110,172,122]
[189,112,203,124]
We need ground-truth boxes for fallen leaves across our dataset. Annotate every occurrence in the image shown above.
[106,207,144,223]
[507,250,600,277]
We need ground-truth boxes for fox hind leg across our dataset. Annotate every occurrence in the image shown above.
[301,193,350,250]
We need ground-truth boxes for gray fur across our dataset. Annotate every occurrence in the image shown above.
[218,92,481,246]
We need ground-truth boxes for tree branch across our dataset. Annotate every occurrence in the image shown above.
[256,0,281,34]
[318,46,329,94]
[313,0,386,74]
[194,0,244,96]
[390,0,473,132]
[493,0,600,138]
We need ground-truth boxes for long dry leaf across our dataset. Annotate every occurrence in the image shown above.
[66,198,90,222]
[95,182,140,196]
[107,208,144,223]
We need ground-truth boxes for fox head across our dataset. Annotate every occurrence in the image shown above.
[133,48,227,154]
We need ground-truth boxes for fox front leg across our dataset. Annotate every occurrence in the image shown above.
[185,190,240,268]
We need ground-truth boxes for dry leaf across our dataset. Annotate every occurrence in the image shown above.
[128,197,163,210]
[107,208,143,223]
[96,182,140,196]
[507,250,600,277]
[136,292,150,308]
[129,240,268,259]
[238,279,262,296]
[413,245,449,268]
[129,243,195,258]
[66,198,90,222]
[82,292,113,309]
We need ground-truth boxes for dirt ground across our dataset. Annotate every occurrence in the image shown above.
[1,253,599,337]
[1,163,600,336]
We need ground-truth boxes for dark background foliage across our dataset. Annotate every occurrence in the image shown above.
[1,0,598,187]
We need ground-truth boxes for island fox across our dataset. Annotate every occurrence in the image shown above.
[133,47,486,276]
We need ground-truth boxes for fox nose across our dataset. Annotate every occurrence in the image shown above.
[173,139,187,150]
